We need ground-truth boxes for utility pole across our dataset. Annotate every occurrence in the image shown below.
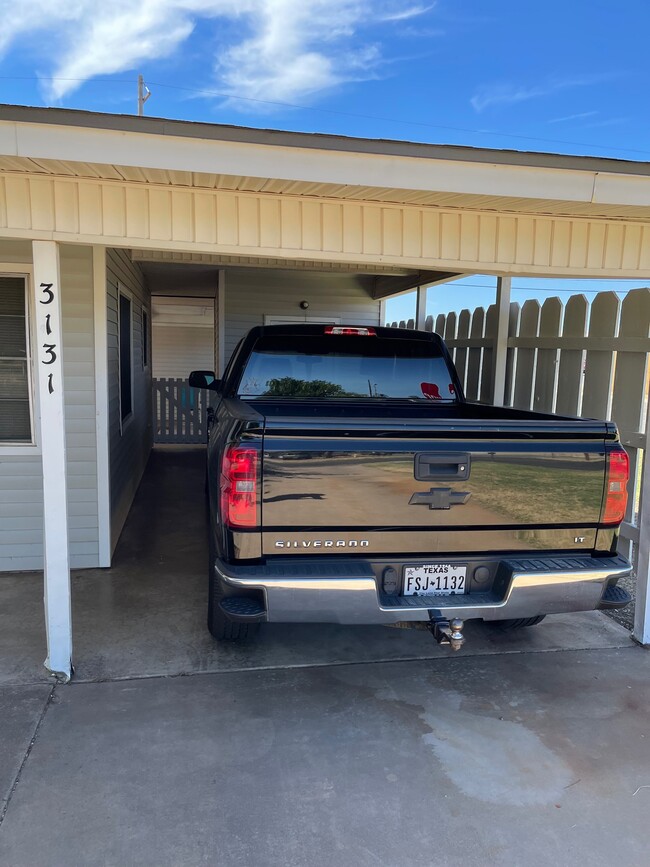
[137,75,151,116]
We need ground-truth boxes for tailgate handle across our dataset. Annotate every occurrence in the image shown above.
[415,453,471,481]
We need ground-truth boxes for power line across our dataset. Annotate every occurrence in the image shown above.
[0,74,649,158]
[145,80,650,158]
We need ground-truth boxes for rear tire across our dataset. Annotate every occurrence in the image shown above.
[490,615,546,631]
[207,529,260,643]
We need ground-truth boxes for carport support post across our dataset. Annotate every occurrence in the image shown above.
[491,276,511,406]
[215,269,225,375]
[634,398,650,645]
[416,285,427,330]
[32,240,73,681]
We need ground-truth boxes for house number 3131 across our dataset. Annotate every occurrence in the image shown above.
[39,282,57,394]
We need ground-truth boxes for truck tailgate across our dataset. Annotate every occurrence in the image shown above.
[261,414,609,556]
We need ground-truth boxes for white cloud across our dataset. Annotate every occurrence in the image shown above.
[378,3,436,22]
[0,0,431,106]
[548,110,598,124]
[470,75,611,113]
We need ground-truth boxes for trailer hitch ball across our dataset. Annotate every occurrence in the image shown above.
[429,616,465,651]
[449,619,465,651]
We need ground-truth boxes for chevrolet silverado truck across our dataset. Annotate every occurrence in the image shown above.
[189,323,632,650]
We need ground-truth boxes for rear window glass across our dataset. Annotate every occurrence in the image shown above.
[236,334,457,401]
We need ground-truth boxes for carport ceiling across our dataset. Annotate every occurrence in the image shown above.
[2,105,650,221]
[134,251,460,300]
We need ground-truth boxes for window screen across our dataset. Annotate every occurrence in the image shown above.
[119,293,132,421]
[237,334,457,401]
[0,276,31,442]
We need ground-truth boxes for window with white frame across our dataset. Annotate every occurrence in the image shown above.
[0,275,33,443]
[118,291,133,423]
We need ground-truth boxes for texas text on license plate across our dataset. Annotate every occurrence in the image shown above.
[403,564,466,596]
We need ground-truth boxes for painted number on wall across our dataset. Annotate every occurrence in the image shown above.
[39,282,57,394]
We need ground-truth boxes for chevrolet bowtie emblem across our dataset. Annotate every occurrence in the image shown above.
[409,487,471,510]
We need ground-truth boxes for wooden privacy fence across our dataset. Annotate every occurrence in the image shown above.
[390,286,650,564]
[153,378,210,444]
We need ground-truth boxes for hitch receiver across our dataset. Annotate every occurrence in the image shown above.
[429,616,465,651]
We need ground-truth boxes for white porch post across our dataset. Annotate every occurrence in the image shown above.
[634,398,650,645]
[93,246,111,567]
[215,269,226,375]
[416,285,427,330]
[32,240,72,681]
[492,275,512,406]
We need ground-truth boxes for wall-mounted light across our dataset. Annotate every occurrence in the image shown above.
[300,300,309,310]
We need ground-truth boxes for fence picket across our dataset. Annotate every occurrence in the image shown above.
[480,304,497,403]
[555,294,588,416]
[504,302,520,406]
[533,297,563,413]
[454,309,471,392]
[611,288,650,439]
[425,315,434,332]
[444,311,457,365]
[512,299,541,410]
[582,292,620,420]
[434,313,445,335]
[466,307,485,402]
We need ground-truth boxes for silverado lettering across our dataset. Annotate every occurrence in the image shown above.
[274,540,370,548]
[193,323,632,648]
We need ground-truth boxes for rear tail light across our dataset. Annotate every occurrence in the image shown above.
[324,326,376,336]
[600,447,629,526]
[220,446,259,528]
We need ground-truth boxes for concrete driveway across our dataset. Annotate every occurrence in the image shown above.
[1,646,649,867]
[1,449,649,865]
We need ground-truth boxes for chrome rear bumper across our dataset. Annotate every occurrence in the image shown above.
[215,554,631,625]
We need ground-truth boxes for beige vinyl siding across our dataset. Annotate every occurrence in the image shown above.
[224,269,380,360]
[107,248,151,550]
[0,455,43,570]
[152,324,214,379]
[0,240,100,570]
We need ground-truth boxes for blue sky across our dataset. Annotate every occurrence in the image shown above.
[0,0,647,320]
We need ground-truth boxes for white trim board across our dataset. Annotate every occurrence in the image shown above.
[93,245,111,567]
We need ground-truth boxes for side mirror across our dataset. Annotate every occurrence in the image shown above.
[189,370,221,391]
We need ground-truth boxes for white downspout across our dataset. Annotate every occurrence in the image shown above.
[634,392,650,646]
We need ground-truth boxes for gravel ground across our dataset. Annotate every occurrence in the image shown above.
[605,570,636,631]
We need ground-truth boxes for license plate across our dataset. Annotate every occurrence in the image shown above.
[403,564,466,596]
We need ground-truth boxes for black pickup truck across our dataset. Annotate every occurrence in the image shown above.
[190,323,632,650]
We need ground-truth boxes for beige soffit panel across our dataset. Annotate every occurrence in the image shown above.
[2,172,650,279]
[0,154,650,221]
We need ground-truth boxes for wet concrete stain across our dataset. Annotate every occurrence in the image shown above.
[336,666,575,808]
[418,697,573,806]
